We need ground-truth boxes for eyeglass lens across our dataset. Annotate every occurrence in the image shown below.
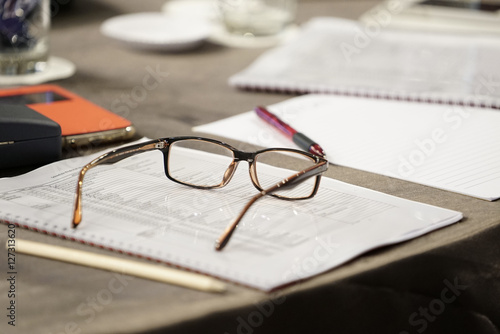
[168,140,235,187]
[254,150,318,199]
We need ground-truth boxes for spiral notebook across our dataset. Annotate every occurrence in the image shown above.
[229,17,500,108]
[194,94,500,201]
[0,139,462,291]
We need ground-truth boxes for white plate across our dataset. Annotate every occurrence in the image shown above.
[100,13,211,51]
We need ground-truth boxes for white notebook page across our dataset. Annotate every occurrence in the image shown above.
[194,94,500,201]
[0,141,461,290]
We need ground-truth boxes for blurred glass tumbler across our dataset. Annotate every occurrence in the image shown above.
[218,0,297,36]
[0,0,50,75]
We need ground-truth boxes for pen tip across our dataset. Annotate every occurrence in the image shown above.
[310,144,326,158]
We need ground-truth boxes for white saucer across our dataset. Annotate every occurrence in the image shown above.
[100,12,211,52]
[0,57,76,86]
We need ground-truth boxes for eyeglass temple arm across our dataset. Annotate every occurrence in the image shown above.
[214,160,328,251]
[72,140,165,228]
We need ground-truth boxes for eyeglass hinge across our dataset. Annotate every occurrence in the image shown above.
[155,142,165,149]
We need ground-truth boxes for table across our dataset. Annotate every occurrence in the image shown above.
[1,1,499,333]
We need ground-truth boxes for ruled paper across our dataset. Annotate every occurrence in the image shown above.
[194,94,500,201]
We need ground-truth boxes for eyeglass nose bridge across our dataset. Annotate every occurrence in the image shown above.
[220,150,256,186]
[233,150,255,162]
[232,150,262,191]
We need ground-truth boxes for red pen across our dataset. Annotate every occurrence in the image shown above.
[255,106,326,158]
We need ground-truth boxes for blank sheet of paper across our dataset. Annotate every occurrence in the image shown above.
[194,94,500,201]
[0,140,461,290]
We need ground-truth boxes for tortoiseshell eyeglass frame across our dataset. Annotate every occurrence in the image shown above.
[71,136,328,251]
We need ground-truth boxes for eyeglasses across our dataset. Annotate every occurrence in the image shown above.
[72,136,328,250]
